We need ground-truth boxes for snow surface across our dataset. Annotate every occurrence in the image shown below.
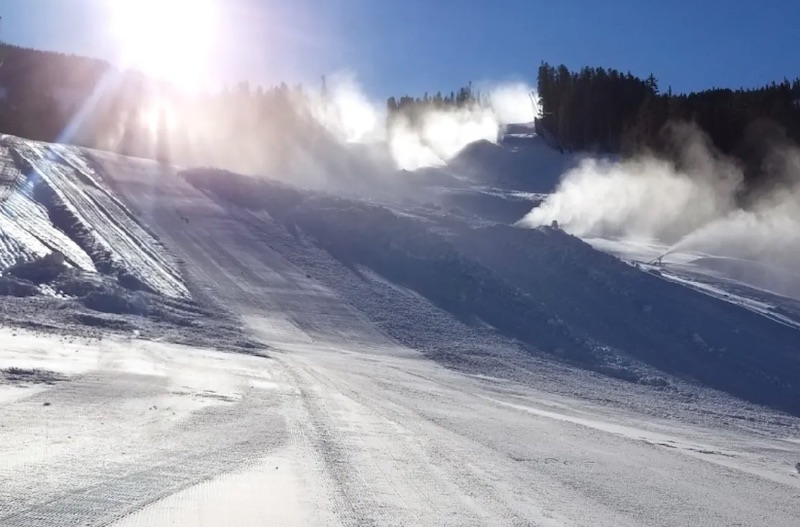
[1,134,800,526]
[1,327,799,527]
[586,236,800,329]
[0,136,188,298]
[0,140,95,271]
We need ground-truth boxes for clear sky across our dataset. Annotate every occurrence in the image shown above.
[2,0,799,98]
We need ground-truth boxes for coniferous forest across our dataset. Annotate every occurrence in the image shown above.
[535,62,800,189]
[536,62,800,155]
[2,41,800,190]
[0,43,331,174]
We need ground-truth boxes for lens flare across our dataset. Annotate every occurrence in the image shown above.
[109,0,218,91]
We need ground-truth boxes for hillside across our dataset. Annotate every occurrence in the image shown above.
[1,131,799,526]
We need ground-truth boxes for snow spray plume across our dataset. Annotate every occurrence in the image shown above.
[308,75,539,171]
[667,146,800,295]
[519,123,800,297]
[309,72,383,144]
[173,75,540,190]
[518,125,742,242]
[388,82,539,171]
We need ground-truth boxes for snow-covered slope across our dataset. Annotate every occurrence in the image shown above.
[1,134,799,526]
[0,136,188,298]
[445,131,600,193]
[0,140,95,272]
[587,236,800,327]
[176,166,800,415]
[2,326,799,527]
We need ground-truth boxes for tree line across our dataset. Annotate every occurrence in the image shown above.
[3,42,800,188]
[0,43,337,175]
[0,42,489,173]
[386,82,480,117]
[537,61,800,187]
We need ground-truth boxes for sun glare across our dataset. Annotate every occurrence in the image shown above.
[110,0,218,91]
[141,101,178,135]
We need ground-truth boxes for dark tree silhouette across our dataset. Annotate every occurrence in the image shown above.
[536,61,800,190]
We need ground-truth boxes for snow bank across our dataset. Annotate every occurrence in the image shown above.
[446,134,585,193]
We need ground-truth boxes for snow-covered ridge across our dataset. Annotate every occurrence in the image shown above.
[0,136,189,298]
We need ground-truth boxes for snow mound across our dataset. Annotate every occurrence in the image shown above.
[445,134,584,193]
[0,136,189,299]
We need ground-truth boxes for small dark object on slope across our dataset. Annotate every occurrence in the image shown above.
[796,462,800,474]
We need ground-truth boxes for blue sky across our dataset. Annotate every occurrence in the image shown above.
[2,0,799,98]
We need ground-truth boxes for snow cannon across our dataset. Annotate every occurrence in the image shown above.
[647,252,669,267]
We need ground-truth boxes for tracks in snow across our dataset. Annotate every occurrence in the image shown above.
[0,336,289,527]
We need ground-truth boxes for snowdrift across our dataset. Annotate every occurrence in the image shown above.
[446,134,582,192]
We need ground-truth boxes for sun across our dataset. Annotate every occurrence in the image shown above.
[109,0,218,91]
